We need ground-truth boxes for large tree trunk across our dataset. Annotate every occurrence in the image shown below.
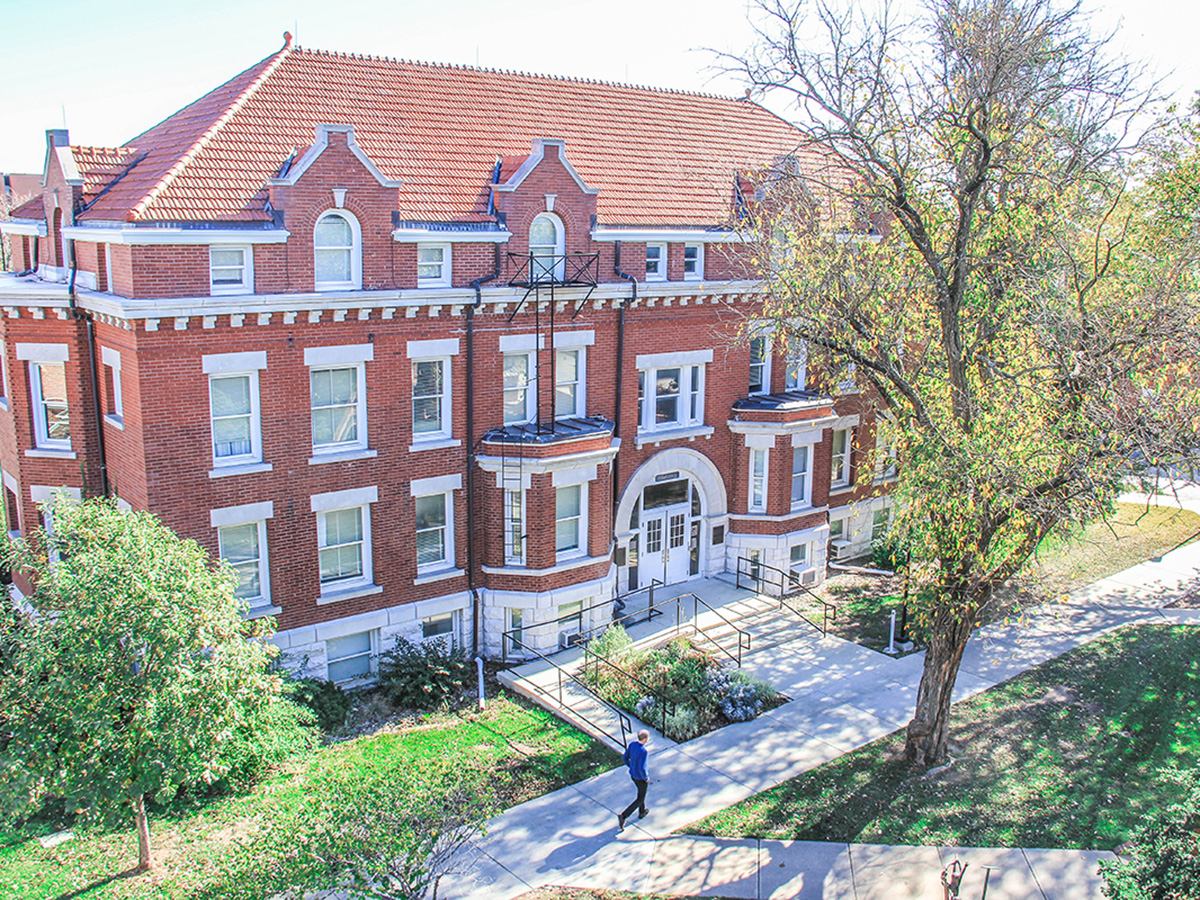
[904,616,972,766]
[132,792,154,874]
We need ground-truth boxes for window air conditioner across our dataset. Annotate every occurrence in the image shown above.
[831,540,854,561]
[799,568,818,586]
[559,629,583,650]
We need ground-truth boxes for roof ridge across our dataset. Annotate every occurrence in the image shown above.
[128,44,293,222]
[293,44,741,103]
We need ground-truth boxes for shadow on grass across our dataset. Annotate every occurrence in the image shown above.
[53,867,142,900]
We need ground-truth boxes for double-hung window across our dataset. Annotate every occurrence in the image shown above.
[30,362,71,451]
[503,351,537,424]
[212,500,274,614]
[312,486,378,598]
[209,245,253,295]
[750,449,768,513]
[203,351,267,471]
[100,347,123,427]
[415,493,451,570]
[791,445,811,508]
[305,344,372,459]
[555,348,584,418]
[637,365,704,433]
[683,243,704,280]
[872,508,892,542]
[416,243,451,288]
[784,339,808,391]
[831,428,852,488]
[412,358,449,440]
[555,484,585,558]
[0,339,9,410]
[645,243,666,281]
[504,488,524,565]
[875,416,898,480]
[749,337,770,395]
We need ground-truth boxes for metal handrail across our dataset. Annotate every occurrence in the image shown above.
[580,642,679,736]
[613,579,664,628]
[736,556,837,636]
[676,591,752,666]
[505,634,632,749]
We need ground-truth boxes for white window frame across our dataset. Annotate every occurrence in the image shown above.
[326,629,379,684]
[313,209,363,291]
[784,339,808,391]
[872,507,892,542]
[309,363,368,455]
[209,244,254,295]
[317,504,373,593]
[421,610,459,648]
[791,444,812,509]
[100,346,123,427]
[789,542,810,572]
[875,416,899,480]
[0,339,9,410]
[637,363,705,434]
[211,500,274,614]
[504,487,525,565]
[203,351,267,472]
[683,242,704,281]
[416,242,452,288]
[749,336,771,395]
[29,361,71,452]
[554,346,586,419]
[831,428,852,488]
[411,356,451,442]
[749,448,768,513]
[414,491,455,573]
[529,212,565,281]
[555,483,587,560]
[503,350,538,425]
[645,242,667,282]
[829,517,846,543]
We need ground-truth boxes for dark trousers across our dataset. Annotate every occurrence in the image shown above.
[620,778,648,820]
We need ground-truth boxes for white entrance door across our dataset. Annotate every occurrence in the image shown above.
[642,504,691,586]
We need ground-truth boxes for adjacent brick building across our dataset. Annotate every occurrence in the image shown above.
[0,36,895,682]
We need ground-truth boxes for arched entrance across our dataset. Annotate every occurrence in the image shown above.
[615,448,728,591]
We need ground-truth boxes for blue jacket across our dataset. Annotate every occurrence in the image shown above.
[623,740,648,780]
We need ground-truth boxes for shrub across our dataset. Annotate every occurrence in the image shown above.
[871,531,910,572]
[634,696,656,720]
[730,670,779,704]
[377,638,472,711]
[1101,768,1200,900]
[662,706,704,742]
[720,683,763,722]
[590,623,633,659]
[214,694,319,791]
[288,676,354,733]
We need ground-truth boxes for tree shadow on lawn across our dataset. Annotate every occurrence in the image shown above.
[53,867,142,900]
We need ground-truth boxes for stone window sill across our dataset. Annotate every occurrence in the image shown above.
[308,448,378,466]
[316,583,384,606]
[209,461,273,479]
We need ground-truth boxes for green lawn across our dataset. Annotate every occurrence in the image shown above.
[0,692,615,900]
[687,623,1200,850]
[820,502,1200,654]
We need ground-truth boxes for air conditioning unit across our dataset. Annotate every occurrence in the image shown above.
[830,540,854,561]
[799,568,818,586]
[559,629,583,650]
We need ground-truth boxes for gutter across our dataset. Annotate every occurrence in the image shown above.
[466,244,501,657]
[68,233,110,498]
[612,242,639,519]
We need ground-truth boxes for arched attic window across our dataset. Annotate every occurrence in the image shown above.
[314,210,362,291]
[529,212,564,281]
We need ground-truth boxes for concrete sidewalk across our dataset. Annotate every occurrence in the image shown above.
[440,491,1200,900]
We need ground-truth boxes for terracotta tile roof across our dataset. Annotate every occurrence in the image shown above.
[78,44,818,226]
[8,196,43,219]
[69,147,144,209]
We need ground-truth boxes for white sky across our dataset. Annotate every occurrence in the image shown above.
[2,0,1199,173]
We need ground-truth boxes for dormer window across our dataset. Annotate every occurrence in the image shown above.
[314,210,362,291]
[529,213,564,281]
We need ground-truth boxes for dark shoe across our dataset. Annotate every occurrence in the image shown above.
[639,808,649,819]
[617,814,626,832]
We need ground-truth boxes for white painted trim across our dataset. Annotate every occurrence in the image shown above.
[270,123,402,189]
[210,500,275,528]
[25,448,77,459]
[744,433,775,449]
[56,145,81,184]
[311,485,378,512]
[308,448,378,466]
[209,244,254,296]
[551,464,598,487]
[30,485,81,503]
[314,208,363,292]
[644,241,667,281]
[726,506,830,523]
[61,225,289,245]
[16,342,68,362]
[830,414,861,429]
[411,473,462,496]
[100,345,121,369]
[209,461,272,479]
[552,330,595,348]
[476,438,619,478]
[499,333,543,353]
[408,437,462,453]
[636,348,712,368]
[393,227,511,243]
[0,220,46,237]
[303,343,374,367]
[1,470,17,494]
[316,583,383,606]
[790,429,824,448]
[406,338,460,358]
[633,424,715,450]
[492,138,598,195]
[591,228,748,243]
[416,242,452,289]
[726,414,838,439]
[482,553,611,578]
[683,242,705,281]
[413,567,466,586]
[202,350,267,374]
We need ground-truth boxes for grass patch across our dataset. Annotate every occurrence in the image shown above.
[0,691,615,900]
[820,502,1200,654]
[687,623,1200,850]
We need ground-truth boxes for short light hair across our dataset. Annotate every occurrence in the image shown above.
[638,729,650,741]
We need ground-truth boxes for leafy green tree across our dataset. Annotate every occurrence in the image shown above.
[722,0,1200,764]
[0,495,285,873]
[1101,769,1200,900]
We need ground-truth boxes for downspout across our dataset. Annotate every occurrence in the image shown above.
[466,243,501,657]
[612,242,638,513]
[68,234,110,497]
[16,236,39,277]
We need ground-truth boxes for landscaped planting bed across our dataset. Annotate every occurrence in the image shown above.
[687,623,1200,850]
[578,625,783,741]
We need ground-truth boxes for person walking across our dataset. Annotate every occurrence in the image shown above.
[617,730,650,832]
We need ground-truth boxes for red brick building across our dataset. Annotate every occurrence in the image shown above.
[0,38,894,681]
